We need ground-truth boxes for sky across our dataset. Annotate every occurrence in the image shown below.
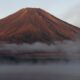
[0,0,80,27]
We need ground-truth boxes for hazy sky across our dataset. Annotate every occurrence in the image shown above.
[0,0,80,27]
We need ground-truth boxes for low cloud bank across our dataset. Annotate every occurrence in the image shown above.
[0,40,79,54]
[0,39,80,60]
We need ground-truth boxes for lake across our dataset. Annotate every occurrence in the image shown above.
[0,62,80,80]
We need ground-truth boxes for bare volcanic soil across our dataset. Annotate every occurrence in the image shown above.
[0,8,79,43]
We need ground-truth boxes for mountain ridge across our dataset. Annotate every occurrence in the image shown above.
[0,8,79,43]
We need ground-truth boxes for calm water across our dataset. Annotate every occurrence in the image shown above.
[0,62,80,80]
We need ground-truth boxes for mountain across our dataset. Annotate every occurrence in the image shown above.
[0,8,80,62]
[0,8,79,44]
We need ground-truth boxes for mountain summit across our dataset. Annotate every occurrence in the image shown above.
[0,8,79,43]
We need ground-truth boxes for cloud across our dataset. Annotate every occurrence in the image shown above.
[0,39,80,60]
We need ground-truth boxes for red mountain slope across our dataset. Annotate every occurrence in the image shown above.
[0,8,79,43]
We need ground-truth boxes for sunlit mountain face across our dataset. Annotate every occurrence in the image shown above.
[0,8,79,44]
[0,8,80,62]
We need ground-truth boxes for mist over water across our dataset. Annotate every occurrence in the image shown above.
[0,63,80,80]
[0,36,80,80]
[0,39,80,61]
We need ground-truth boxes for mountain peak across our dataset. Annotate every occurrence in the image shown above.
[15,7,43,19]
[21,7,41,10]
[0,8,79,43]
[20,7,41,13]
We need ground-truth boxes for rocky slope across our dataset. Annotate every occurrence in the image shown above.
[0,8,79,44]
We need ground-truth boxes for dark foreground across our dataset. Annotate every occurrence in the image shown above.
[0,63,80,80]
